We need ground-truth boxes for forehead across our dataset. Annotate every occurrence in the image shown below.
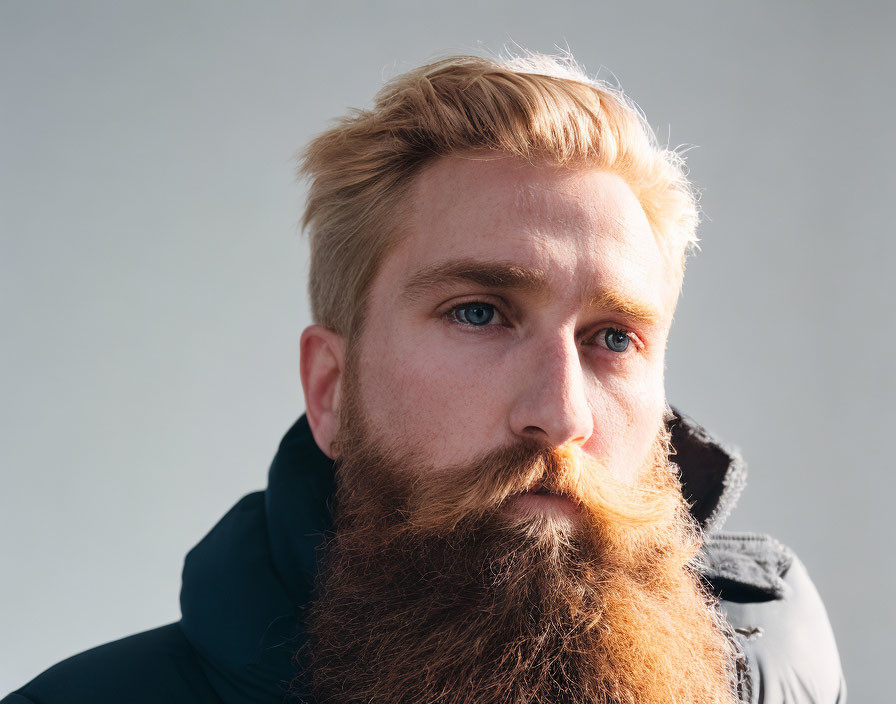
[388,154,676,316]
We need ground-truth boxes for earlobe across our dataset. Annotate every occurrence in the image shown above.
[299,325,346,459]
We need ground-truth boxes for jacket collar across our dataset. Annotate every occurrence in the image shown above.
[667,407,747,533]
[178,408,747,701]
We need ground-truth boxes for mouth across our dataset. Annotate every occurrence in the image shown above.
[504,482,580,522]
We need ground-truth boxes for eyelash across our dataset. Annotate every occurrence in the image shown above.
[443,301,642,353]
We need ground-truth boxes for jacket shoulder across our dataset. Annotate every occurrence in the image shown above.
[703,532,847,704]
[3,622,220,704]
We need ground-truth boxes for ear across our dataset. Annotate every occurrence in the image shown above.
[300,324,346,459]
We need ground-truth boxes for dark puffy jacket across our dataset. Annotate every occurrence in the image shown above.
[3,410,847,703]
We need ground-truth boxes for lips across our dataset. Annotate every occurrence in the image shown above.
[507,482,581,518]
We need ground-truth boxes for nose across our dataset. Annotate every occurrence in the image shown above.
[508,331,594,448]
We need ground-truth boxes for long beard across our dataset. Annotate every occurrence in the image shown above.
[298,387,740,703]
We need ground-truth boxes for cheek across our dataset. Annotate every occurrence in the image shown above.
[584,364,666,479]
[356,324,509,462]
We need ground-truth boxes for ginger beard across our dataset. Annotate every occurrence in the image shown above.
[300,359,740,704]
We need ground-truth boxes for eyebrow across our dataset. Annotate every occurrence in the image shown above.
[400,258,662,328]
[585,288,662,328]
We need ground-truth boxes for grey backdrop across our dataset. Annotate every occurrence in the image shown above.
[2,1,893,700]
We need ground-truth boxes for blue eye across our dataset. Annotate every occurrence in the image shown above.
[603,328,631,353]
[451,303,497,326]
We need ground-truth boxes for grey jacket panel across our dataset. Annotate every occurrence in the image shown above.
[702,533,847,704]
[675,403,849,704]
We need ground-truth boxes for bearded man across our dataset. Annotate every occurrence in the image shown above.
[4,53,846,704]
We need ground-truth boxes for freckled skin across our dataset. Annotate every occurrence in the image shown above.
[354,154,679,492]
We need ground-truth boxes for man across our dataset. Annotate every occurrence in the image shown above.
[4,52,846,703]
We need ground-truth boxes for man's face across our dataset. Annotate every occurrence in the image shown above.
[303,158,741,703]
[303,166,741,702]
[347,154,678,495]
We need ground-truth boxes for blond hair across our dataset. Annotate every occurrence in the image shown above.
[299,52,699,340]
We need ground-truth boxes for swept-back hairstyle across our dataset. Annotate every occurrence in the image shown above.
[299,52,699,341]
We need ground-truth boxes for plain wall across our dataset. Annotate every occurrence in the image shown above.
[2,1,893,700]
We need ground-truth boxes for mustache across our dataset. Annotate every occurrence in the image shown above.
[342,432,683,537]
